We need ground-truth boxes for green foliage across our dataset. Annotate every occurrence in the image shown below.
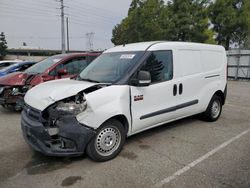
[0,32,8,60]
[111,0,166,45]
[111,0,250,49]
[111,0,214,45]
[209,0,250,49]
[166,0,213,43]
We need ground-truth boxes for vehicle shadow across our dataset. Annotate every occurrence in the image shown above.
[23,115,201,174]
[24,151,85,175]
[126,115,201,144]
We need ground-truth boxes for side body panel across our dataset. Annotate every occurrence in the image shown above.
[172,49,205,118]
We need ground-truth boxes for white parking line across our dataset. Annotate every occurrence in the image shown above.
[155,128,250,188]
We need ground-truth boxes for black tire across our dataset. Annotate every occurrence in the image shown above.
[86,119,126,162]
[202,95,222,122]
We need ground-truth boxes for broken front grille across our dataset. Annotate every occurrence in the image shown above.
[23,104,42,121]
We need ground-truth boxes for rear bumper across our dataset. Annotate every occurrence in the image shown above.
[21,111,96,157]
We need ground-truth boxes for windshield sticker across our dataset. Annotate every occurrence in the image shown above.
[53,59,62,63]
[120,54,136,59]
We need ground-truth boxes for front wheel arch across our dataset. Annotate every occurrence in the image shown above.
[101,114,130,136]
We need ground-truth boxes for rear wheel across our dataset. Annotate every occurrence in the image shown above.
[202,95,222,122]
[86,119,126,162]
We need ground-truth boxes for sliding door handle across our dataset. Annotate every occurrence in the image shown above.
[179,83,183,95]
[173,84,177,96]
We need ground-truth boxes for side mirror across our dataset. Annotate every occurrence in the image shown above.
[137,71,151,86]
[57,68,67,76]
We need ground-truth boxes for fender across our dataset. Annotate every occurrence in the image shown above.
[76,85,132,132]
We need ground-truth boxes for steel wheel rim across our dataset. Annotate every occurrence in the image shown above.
[95,126,121,157]
[211,100,221,118]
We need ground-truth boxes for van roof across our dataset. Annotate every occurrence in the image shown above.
[105,41,225,53]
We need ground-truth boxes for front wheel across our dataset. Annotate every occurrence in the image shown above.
[202,95,222,122]
[86,119,126,162]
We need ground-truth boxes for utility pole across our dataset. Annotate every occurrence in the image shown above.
[66,17,69,52]
[85,32,94,51]
[60,0,66,53]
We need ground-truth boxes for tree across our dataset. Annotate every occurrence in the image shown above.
[209,0,250,49]
[111,0,215,45]
[165,0,215,43]
[111,0,165,45]
[0,32,8,60]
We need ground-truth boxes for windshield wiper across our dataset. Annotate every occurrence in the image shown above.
[78,77,100,83]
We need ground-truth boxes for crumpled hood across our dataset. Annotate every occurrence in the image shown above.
[0,72,31,86]
[24,78,98,111]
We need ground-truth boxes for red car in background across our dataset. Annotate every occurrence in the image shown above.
[0,53,100,110]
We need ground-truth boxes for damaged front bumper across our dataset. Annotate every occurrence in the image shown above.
[0,86,25,109]
[21,107,96,157]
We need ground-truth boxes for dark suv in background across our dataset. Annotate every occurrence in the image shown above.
[0,53,100,110]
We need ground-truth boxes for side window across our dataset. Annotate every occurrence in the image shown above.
[50,57,88,75]
[141,51,173,83]
[19,64,33,71]
[0,63,11,68]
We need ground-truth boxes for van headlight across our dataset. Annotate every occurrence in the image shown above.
[55,102,87,115]
[55,94,87,115]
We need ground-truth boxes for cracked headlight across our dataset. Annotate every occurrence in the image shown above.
[55,102,87,115]
[55,94,87,115]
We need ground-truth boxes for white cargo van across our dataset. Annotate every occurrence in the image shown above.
[21,42,227,161]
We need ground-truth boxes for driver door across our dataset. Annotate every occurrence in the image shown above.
[130,50,177,133]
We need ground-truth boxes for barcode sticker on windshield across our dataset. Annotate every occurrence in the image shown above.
[120,54,136,59]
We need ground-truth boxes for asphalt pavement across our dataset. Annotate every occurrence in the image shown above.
[0,81,249,188]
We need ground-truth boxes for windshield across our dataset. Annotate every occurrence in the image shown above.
[25,55,66,74]
[79,51,144,83]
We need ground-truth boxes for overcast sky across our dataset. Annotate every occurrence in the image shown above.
[0,0,131,51]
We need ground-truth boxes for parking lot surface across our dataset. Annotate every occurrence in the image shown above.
[0,81,249,188]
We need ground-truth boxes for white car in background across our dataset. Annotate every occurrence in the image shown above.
[21,41,227,162]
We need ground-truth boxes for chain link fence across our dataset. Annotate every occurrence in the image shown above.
[227,49,250,80]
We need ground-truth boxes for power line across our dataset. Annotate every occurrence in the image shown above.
[7,0,57,9]
[67,6,119,22]
[68,0,121,16]
[0,4,56,17]
[0,2,56,15]
[0,11,59,22]
[0,1,121,27]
